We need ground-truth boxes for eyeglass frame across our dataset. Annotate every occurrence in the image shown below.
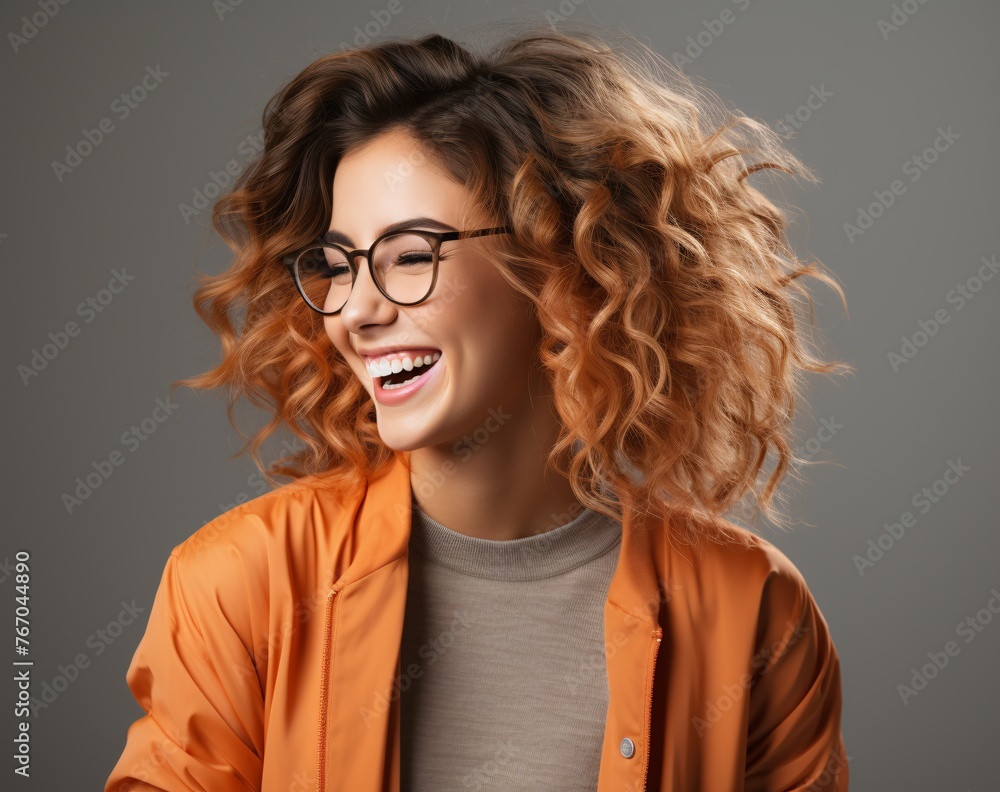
[283,225,512,316]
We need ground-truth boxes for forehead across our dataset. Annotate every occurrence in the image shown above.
[331,129,471,224]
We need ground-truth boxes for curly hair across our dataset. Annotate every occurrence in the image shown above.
[175,22,852,546]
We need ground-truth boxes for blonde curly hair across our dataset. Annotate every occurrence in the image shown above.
[175,22,852,546]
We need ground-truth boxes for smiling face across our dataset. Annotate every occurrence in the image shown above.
[324,127,544,452]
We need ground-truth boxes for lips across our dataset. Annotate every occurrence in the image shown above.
[371,350,444,405]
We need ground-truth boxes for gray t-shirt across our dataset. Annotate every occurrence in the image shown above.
[399,495,623,791]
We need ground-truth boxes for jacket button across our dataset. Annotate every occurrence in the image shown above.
[620,737,635,759]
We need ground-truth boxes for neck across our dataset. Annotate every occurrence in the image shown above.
[408,375,583,542]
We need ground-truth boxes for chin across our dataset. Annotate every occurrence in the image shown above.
[373,427,428,453]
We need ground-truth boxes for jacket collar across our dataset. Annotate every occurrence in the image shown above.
[341,449,665,627]
[319,449,667,792]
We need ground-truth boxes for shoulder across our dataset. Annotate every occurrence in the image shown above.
[672,518,815,598]
[171,473,354,560]
[700,525,837,661]
[675,530,849,787]
[163,474,360,612]
[128,475,363,698]
[663,517,831,640]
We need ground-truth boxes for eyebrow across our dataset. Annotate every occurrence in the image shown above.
[323,217,458,247]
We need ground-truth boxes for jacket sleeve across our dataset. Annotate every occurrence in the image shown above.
[104,543,265,792]
[743,554,850,791]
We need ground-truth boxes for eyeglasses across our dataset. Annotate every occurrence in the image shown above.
[283,226,511,315]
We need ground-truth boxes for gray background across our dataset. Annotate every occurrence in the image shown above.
[3,0,998,788]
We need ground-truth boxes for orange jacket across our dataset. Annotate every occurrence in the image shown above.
[105,451,849,791]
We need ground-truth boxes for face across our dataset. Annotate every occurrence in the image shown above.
[325,127,543,452]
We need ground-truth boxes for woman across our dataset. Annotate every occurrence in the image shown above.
[105,24,851,792]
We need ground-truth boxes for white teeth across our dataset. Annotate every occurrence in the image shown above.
[366,351,441,379]
[382,375,421,390]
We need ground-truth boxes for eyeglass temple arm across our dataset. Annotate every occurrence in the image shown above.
[441,226,511,241]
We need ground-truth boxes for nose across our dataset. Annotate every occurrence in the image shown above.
[337,253,396,330]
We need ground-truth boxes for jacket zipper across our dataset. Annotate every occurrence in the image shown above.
[640,627,663,792]
[316,588,340,792]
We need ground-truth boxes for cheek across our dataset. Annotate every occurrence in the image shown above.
[325,320,352,362]
[323,321,364,380]
[447,292,539,386]
[323,317,341,346]
[454,338,529,402]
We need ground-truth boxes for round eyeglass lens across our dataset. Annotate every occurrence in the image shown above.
[295,232,436,313]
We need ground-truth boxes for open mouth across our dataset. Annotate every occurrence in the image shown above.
[377,355,441,390]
